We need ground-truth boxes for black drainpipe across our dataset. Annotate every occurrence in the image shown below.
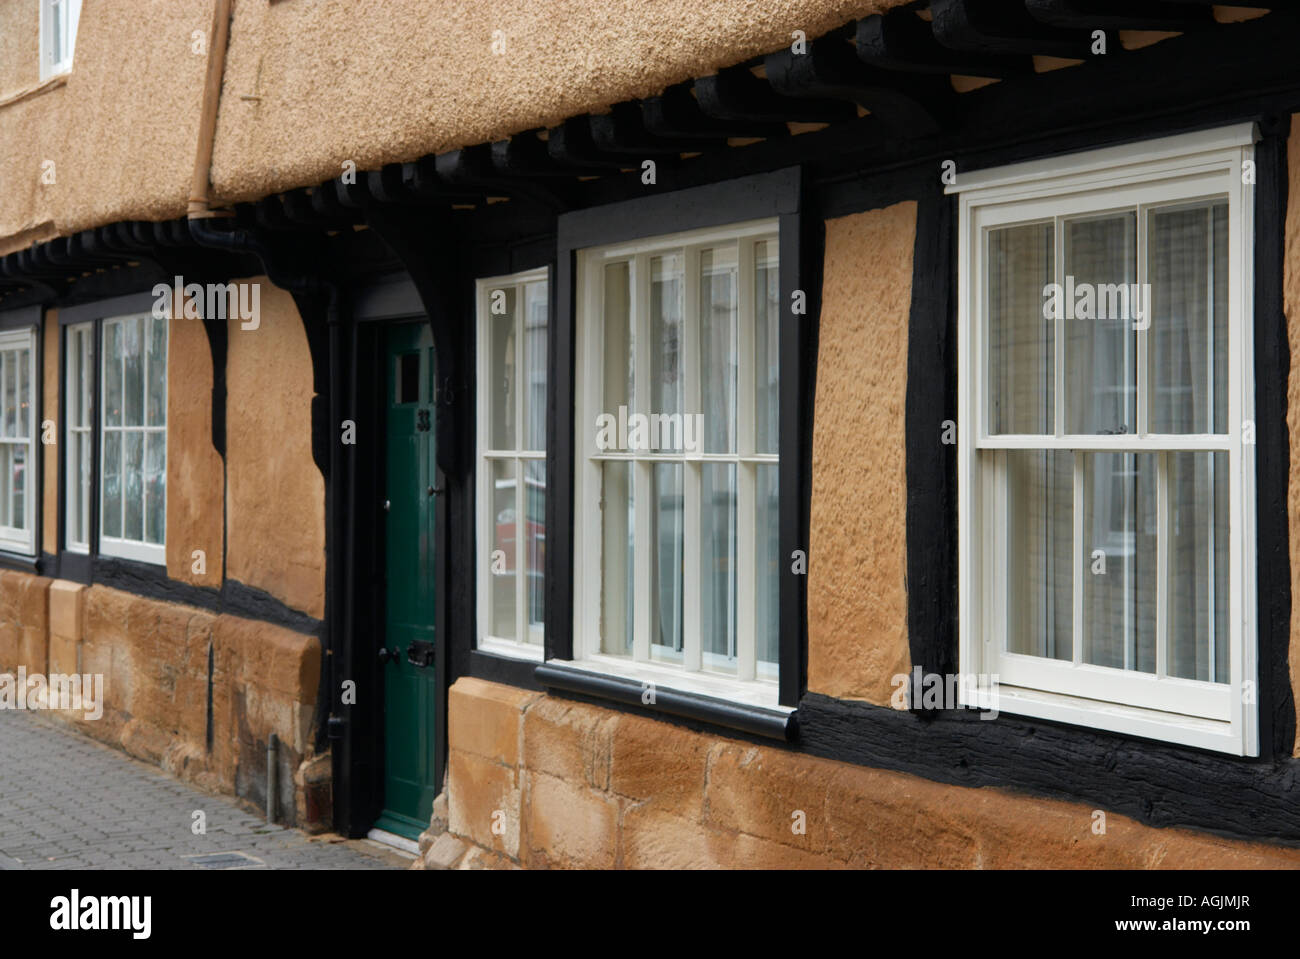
[188,217,355,831]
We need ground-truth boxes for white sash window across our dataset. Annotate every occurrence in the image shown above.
[0,328,37,555]
[953,125,1258,754]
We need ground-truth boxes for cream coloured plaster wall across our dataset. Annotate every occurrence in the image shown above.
[0,0,911,253]
[807,202,916,705]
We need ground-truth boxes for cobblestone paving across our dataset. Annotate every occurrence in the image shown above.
[0,709,410,870]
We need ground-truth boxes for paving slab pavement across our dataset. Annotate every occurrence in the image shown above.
[0,708,411,870]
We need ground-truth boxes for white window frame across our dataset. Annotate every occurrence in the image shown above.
[475,267,549,662]
[64,321,93,554]
[570,218,785,710]
[39,0,82,81]
[0,328,38,556]
[951,124,1259,755]
[98,312,166,566]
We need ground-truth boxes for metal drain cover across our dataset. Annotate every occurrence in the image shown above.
[184,851,264,869]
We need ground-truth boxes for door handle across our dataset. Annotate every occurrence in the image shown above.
[406,641,435,668]
[383,499,391,511]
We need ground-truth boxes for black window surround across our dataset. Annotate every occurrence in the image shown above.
[537,166,814,741]
[55,291,158,585]
[0,305,44,573]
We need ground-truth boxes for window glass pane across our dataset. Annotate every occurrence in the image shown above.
[1149,201,1229,434]
[52,0,64,64]
[523,281,548,454]
[67,432,80,545]
[79,328,92,428]
[123,317,144,427]
[487,286,516,450]
[1065,212,1137,435]
[17,349,29,439]
[700,463,736,673]
[599,460,633,657]
[0,446,12,528]
[102,431,121,539]
[3,351,15,438]
[488,458,517,640]
[755,463,780,670]
[754,241,780,456]
[79,432,91,541]
[70,329,81,428]
[1005,449,1073,660]
[396,352,419,404]
[145,433,165,545]
[146,316,166,429]
[649,254,683,450]
[104,322,122,427]
[11,445,24,532]
[524,459,545,637]
[0,446,10,528]
[69,328,82,429]
[1167,451,1229,683]
[73,431,90,545]
[699,248,737,454]
[649,462,683,661]
[1082,452,1157,673]
[603,262,633,417]
[987,223,1054,434]
[123,431,143,541]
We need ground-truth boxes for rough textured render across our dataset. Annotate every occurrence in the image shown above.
[0,0,212,252]
[223,281,325,619]
[807,203,916,705]
[209,0,908,205]
[0,0,41,97]
[166,309,226,588]
[0,0,912,250]
[1285,115,1300,756]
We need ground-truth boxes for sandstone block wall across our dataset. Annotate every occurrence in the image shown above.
[0,572,328,830]
[432,676,1300,869]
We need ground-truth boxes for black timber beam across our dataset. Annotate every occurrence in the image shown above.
[955,9,1298,146]
[400,156,482,204]
[1024,0,1214,30]
[492,131,583,178]
[366,163,414,204]
[590,101,725,154]
[67,230,122,268]
[642,82,787,140]
[254,194,302,232]
[331,176,369,212]
[931,0,1114,58]
[40,236,77,271]
[547,117,634,171]
[436,144,573,210]
[695,65,856,125]
[857,11,1033,77]
[310,183,364,225]
[281,188,345,228]
[766,37,953,134]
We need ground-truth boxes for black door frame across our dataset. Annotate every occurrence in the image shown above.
[339,273,450,837]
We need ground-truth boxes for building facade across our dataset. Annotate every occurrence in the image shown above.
[2,0,1300,866]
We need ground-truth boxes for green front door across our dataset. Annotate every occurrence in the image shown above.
[374,321,440,840]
